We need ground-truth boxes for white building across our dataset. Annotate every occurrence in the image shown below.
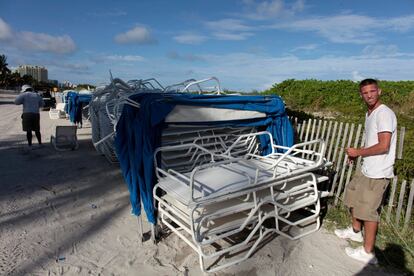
[16,65,48,82]
[60,80,77,88]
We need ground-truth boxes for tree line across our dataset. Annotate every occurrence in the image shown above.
[0,54,42,89]
[0,54,95,92]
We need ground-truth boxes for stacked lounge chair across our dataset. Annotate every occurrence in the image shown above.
[89,78,164,162]
[88,76,330,272]
[153,131,327,272]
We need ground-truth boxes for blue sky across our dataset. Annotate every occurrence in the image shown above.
[1,0,414,91]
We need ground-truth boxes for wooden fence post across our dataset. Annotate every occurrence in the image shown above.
[331,122,344,164]
[326,121,338,161]
[299,120,306,141]
[312,120,323,153]
[397,126,405,159]
[403,179,414,230]
[342,124,362,201]
[302,119,312,158]
[331,123,348,197]
[309,119,317,142]
[335,123,354,205]
[355,131,365,170]
[386,177,398,223]
[323,121,333,152]
[396,180,407,226]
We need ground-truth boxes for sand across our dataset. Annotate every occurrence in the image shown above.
[0,90,399,275]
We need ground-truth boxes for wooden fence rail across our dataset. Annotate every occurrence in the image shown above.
[291,117,412,229]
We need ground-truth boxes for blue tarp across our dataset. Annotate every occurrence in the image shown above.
[64,91,76,114]
[65,92,92,125]
[114,93,294,224]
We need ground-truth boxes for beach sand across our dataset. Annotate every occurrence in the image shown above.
[0,90,397,275]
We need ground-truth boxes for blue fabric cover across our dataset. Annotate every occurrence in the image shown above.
[64,91,76,114]
[115,93,294,224]
[65,92,92,125]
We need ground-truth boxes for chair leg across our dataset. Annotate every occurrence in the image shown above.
[151,224,156,244]
[137,216,143,245]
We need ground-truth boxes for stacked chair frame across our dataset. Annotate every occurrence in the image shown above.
[153,131,327,272]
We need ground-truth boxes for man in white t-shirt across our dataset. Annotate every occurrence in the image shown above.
[334,79,397,265]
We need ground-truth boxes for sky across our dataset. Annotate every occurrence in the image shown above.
[1,0,414,91]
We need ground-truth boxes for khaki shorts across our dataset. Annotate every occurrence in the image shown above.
[344,170,389,222]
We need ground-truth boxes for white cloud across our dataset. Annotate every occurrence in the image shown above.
[50,63,91,76]
[205,19,253,32]
[387,14,414,32]
[0,18,76,54]
[268,13,414,44]
[290,44,318,52]
[173,33,207,45]
[256,0,285,18]
[114,26,156,44]
[36,50,414,91]
[55,62,89,72]
[90,54,146,64]
[106,55,145,62]
[205,19,254,41]
[244,0,305,19]
[170,52,414,91]
[17,32,76,54]
[0,18,12,40]
[362,45,399,57]
[272,14,378,44]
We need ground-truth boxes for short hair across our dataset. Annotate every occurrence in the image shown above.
[359,78,378,90]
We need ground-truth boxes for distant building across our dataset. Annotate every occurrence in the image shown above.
[48,79,59,86]
[60,80,76,88]
[16,65,48,82]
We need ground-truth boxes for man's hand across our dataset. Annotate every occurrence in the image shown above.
[346,147,360,158]
[345,132,391,161]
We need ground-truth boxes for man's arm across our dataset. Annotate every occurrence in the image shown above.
[39,96,45,108]
[14,94,24,105]
[346,132,392,158]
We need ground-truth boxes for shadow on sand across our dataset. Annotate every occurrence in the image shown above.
[0,138,134,275]
[355,243,412,275]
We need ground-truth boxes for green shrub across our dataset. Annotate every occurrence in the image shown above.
[263,79,414,179]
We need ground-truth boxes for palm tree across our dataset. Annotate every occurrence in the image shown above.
[21,74,35,86]
[0,54,11,76]
[8,72,22,87]
[0,54,12,87]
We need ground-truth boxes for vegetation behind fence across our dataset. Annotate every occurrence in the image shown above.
[260,79,413,272]
[264,79,414,180]
[262,79,413,230]
[291,117,413,230]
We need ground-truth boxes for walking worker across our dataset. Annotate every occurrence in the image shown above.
[14,84,45,148]
[335,78,397,264]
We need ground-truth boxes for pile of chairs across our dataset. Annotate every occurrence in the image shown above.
[153,130,328,272]
[88,75,331,272]
[89,78,165,162]
[89,77,222,163]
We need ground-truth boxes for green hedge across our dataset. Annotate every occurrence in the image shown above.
[263,79,414,179]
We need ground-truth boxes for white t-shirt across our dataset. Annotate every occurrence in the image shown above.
[361,104,397,179]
